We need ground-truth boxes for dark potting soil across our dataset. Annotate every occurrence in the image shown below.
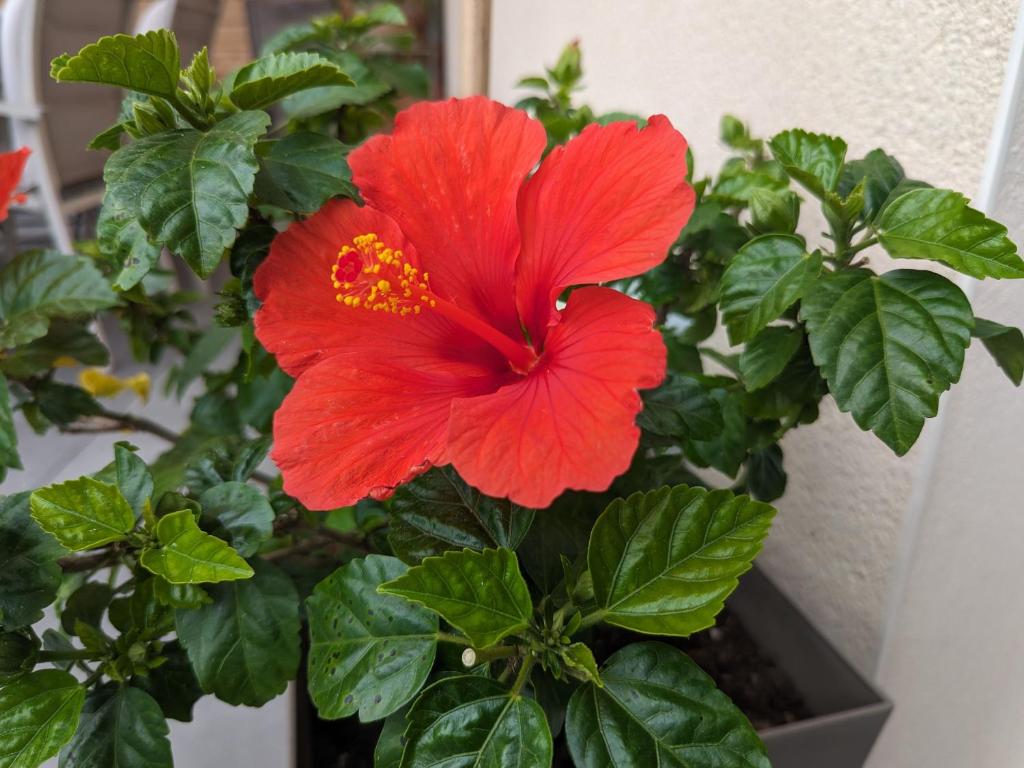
[297,607,812,766]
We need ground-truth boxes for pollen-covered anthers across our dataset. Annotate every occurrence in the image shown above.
[330,233,435,316]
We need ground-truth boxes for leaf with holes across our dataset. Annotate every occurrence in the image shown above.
[140,510,253,584]
[50,30,180,99]
[0,670,84,768]
[801,268,973,454]
[175,559,299,706]
[59,685,171,768]
[30,477,134,551]
[400,676,552,768]
[720,235,821,343]
[588,485,774,635]
[307,555,437,722]
[388,467,535,564]
[768,129,847,197]
[566,642,769,768]
[229,52,353,110]
[380,548,532,648]
[875,187,1024,279]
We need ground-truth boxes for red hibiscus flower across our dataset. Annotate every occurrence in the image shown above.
[255,97,693,509]
[0,147,30,222]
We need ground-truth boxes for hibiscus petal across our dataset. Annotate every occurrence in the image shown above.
[515,116,695,344]
[447,287,666,508]
[254,198,507,379]
[349,96,546,339]
[0,147,30,221]
[272,358,498,510]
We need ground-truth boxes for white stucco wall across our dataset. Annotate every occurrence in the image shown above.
[489,0,1018,675]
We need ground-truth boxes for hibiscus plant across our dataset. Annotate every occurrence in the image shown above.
[0,16,1022,768]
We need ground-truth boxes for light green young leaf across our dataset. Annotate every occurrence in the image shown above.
[973,317,1024,386]
[0,251,118,347]
[380,548,532,648]
[566,643,769,768]
[307,555,437,722]
[175,559,299,706]
[801,268,973,454]
[0,492,65,629]
[58,685,171,768]
[30,477,135,551]
[562,643,601,686]
[588,485,774,635]
[0,669,84,768]
[50,30,180,99]
[230,51,353,110]
[401,676,552,768]
[738,325,804,391]
[719,235,821,343]
[768,128,847,196]
[875,187,1024,279]
[140,510,253,584]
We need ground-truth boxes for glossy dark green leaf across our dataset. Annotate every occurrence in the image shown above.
[32,383,102,427]
[388,467,534,564]
[0,493,64,629]
[566,642,769,768]
[0,251,118,347]
[96,188,162,290]
[838,148,905,222]
[132,641,203,722]
[104,111,269,278]
[374,707,408,767]
[801,268,973,454]
[746,444,787,502]
[115,443,153,518]
[401,676,552,768]
[50,30,180,99]
[229,51,353,110]
[684,389,748,477]
[973,317,1024,386]
[768,128,847,196]
[175,559,299,706]
[30,477,134,551]
[516,494,595,595]
[60,582,113,635]
[638,373,723,440]
[140,510,253,583]
[198,482,274,557]
[380,548,532,648]
[738,325,803,391]
[0,377,18,482]
[0,669,84,768]
[875,187,1024,279]
[0,321,108,380]
[254,132,356,213]
[588,485,774,635]
[58,685,171,768]
[307,555,437,722]
[720,235,821,343]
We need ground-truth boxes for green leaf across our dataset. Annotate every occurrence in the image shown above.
[768,128,847,196]
[60,582,112,635]
[140,510,253,583]
[32,383,102,427]
[401,676,552,768]
[133,640,203,722]
[720,235,822,343]
[566,642,769,768]
[380,548,532,648]
[254,132,356,213]
[684,389,748,477]
[96,191,162,291]
[973,317,1024,386]
[30,477,134,551]
[739,325,803,391]
[58,685,171,768]
[746,444,787,502]
[748,187,800,234]
[562,643,601,686]
[280,51,390,118]
[374,707,408,767]
[638,373,722,440]
[0,251,118,347]
[0,377,18,482]
[0,670,84,768]
[875,187,1024,279]
[588,485,774,635]
[175,559,299,706]
[104,110,269,278]
[838,148,905,222]
[50,30,180,99]
[0,321,108,380]
[198,482,274,557]
[388,467,535,564]
[152,577,210,610]
[0,493,64,629]
[307,555,437,722]
[230,51,353,110]
[115,443,153,518]
[801,268,973,454]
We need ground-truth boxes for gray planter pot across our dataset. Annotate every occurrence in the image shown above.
[731,568,892,768]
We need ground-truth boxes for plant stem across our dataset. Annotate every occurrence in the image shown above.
[577,609,606,631]
[58,549,115,572]
[510,655,536,697]
[461,645,518,666]
[38,649,103,662]
[436,632,471,646]
[847,235,879,256]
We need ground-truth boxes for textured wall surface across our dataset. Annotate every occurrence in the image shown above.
[489,0,1017,674]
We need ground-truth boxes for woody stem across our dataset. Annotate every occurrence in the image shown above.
[431,298,538,373]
